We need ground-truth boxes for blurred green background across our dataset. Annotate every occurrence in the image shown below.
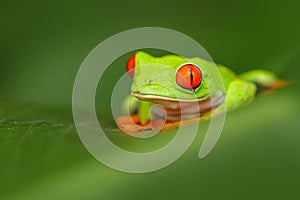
[1,0,300,199]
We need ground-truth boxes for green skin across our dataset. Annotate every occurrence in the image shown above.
[125,51,279,125]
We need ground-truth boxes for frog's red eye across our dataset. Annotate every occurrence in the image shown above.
[126,54,136,77]
[176,63,202,90]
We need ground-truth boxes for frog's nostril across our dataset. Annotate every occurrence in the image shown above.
[148,80,153,84]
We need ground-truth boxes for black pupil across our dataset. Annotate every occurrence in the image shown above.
[189,68,193,84]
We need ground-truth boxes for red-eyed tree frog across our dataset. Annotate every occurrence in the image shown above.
[117,51,286,132]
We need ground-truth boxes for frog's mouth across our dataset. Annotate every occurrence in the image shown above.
[132,91,225,122]
[131,92,210,102]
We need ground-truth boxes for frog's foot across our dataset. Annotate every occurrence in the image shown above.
[239,69,288,94]
[117,115,164,132]
[262,80,289,93]
[117,114,202,132]
[161,117,201,131]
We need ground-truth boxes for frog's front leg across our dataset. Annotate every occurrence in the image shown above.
[118,95,155,132]
[121,95,154,124]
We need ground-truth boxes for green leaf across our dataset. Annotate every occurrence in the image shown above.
[1,87,300,200]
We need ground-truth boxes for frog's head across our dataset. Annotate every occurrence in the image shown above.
[126,51,221,103]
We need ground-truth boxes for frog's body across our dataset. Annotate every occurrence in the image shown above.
[118,52,286,132]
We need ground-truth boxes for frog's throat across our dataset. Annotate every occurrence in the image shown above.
[131,92,210,102]
[132,91,225,122]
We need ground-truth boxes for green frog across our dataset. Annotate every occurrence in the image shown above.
[118,51,286,132]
